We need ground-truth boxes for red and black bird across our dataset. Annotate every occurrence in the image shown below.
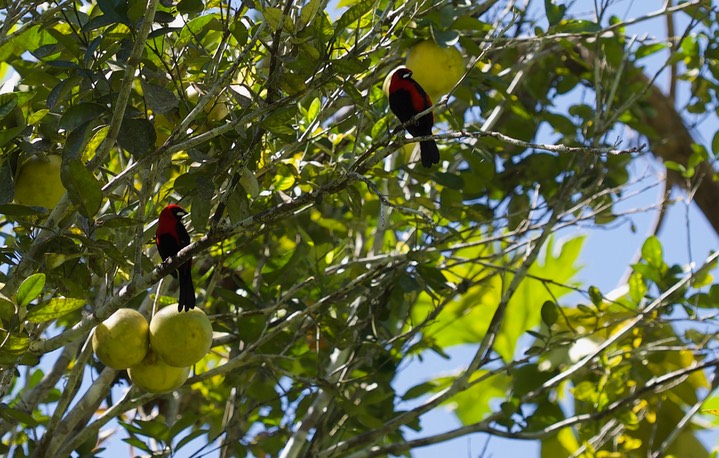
[155,204,196,312]
[387,67,439,168]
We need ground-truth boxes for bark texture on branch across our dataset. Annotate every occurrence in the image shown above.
[638,82,719,236]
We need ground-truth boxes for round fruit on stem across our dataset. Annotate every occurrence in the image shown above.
[128,350,190,393]
[14,154,66,209]
[92,308,149,370]
[405,40,465,101]
[149,306,213,367]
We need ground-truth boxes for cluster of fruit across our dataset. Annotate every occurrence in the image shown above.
[91,307,213,393]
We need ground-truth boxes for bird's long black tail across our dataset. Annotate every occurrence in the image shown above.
[178,264,196,312]
[420,140,440,168]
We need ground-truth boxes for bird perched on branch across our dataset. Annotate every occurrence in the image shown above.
[155,204,196,312]
[387,66,440,168]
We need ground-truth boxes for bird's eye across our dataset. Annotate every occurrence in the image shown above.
[402,72,412,79]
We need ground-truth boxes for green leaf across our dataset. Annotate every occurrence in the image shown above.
[261,106,298,136]
[432,28,459,48]
[680,35,699,57]
[544,0,567,26]
[688,143,709,170]
[588,286,603,307]
[175,428,208,451]
[169,414,200,439]
[434,172,464,190]
[0,290,14,323]
[416,265,449,291]
[97,0,130,25]
[16,273,45,308]
[628,272,646,304]
[332,56,370,75]
[0,404,38,428]
[140,80,179,114]
[444,371,511,424]
[47,75,81,109]
[305,97,320,124]
[61,159,103,218]
[370,116,389,140]
[663,161,685,174]
[263,242,309,286]
[118,118,156,157]
[122,438,153,453]
[632,262,661,284]
[0,331,30,363]
[82,14,118,33]
[334,0,374,36]
[312,12,334,41]
[239,167,260,198]
[263,7,294,33]
[230,21,248,46]
[191,194,209,234]
[177,0,203,14]
[541,425,580,457]
[177,15,220,48]
[540,301,558,327]
[299,0,322,29]
[0,161,13,204]
[26,297,85,323]
[0,93,18,120]
[153,11,176,23]
[0,204,47,216]
[641,236,663,269]
[59,103,107,133]
[452,16,491,32]
[636,43,669,60]
[511,363,552,397]
[402,381,437,401]
[572,380,596,402]
[0,126,26,149]
[97,215,143,228]
[134,419,170,441]
[82,125,109,162]
[439,188,463,221]
[64,121,94,161]
[712,130,719,157]
[27,109,49,125]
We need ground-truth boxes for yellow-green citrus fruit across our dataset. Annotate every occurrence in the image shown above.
[405,40,465,101]
[92,309,149,370]
[14,154,66,209]
[128,350,190,393]
[149,307,213,367]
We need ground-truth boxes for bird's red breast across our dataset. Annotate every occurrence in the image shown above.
[156,204,185,242]
[389,68,432,115]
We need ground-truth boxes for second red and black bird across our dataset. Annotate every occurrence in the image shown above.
[155,204,196,312]
[388,67,439,168]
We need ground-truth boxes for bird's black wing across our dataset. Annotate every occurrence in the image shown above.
[156,233,181,278]
[175,220,191,247]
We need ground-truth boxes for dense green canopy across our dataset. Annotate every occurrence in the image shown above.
[0,1,718,457]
